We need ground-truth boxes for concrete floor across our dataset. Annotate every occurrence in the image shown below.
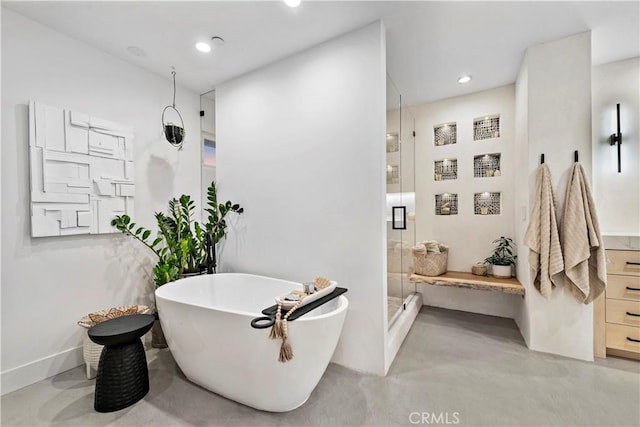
[2,306,639,426]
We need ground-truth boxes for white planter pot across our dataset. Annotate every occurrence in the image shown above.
[492,264,512,278]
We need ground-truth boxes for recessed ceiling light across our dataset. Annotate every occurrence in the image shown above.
[126,46,147,57]
[195,42,211,53]
[284,0,301,7]
[457,75,472,84]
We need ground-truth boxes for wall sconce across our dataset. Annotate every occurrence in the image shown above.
[610,103,622,173]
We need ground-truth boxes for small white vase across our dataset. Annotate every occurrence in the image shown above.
[492,264,512,278]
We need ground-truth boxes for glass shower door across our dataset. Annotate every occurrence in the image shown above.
[386,75,416,328]
[400,101,416,308]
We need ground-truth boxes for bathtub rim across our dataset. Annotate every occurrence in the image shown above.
[155,272,348,321]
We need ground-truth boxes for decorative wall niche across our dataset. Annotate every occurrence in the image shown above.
[435,193,458,215]
[387,164,400,185]
[473,153,501,178]
[28,101,134,237]
[434,122,457,146]
[474,192,501,215]
[386,133,399,153]
[473,114,500,141]
[434,158,458,181]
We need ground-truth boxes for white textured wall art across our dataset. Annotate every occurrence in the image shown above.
[28,101,135,237]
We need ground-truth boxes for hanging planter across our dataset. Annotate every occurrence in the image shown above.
[162,69,185,149]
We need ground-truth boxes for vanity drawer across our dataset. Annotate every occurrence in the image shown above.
[606,323,640,353]
[606,299,640,326]
[606,275,640,301]
[607,250,640,276]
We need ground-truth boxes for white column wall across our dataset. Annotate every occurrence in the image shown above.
[514,57,531,345]
[514,32,594,361]
[1,9,201,393]
[216,22,388,375]
[0,7,4,377]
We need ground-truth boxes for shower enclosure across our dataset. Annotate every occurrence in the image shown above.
[386,75,416,329]
[201,90,216,210]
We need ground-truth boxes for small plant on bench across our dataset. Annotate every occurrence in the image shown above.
[484,236,516,278]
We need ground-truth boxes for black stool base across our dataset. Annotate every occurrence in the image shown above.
[94,340,149,412]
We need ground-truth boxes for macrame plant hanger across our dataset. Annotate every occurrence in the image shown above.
[162,69,185,149]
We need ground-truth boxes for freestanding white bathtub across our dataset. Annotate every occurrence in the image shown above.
[155,273,348,412]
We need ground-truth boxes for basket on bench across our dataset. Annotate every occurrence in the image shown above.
[412,241,449,276]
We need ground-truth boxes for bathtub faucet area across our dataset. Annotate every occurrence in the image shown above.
[205,231,216,274]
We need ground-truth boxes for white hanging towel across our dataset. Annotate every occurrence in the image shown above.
[524,163,564,298]
[561,162,607,304]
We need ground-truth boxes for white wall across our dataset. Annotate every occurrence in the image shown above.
[514,57,531,345]
[1,9,201,393]
[0,7,4,379]
[592,57,640,236]
[413,85,520,318]
[514,32,594,361]
[216,22,388,375]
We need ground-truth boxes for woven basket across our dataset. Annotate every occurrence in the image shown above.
[82,333,104,379]
[78,305,150,379]
[472,263,488,276]
[412,242,448,276]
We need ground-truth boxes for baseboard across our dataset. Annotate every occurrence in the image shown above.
[1,346,84,395]
[385,292,423,374]
[606,348,640,361]
[513,312,531,349]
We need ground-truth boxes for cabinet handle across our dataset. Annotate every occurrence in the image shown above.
[626,286,640,291]
[626,311,640,317]
[627,262,640,266]
[627,337,640,343]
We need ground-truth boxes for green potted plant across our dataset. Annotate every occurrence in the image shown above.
[484,236,516,278]
[111,180,243,346]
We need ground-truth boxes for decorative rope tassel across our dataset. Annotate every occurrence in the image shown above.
[278,322,294,363]
[269,301,284,339]
[276,297,304,363]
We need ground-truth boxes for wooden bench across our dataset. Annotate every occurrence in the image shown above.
[409,271,525,296]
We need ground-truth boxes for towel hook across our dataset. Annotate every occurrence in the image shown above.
[540,153,545,164]
[574,150,579,163]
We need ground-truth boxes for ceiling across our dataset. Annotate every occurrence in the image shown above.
[3,1,639,106]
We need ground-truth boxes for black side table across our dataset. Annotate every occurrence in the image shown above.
[88,314,155,412]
